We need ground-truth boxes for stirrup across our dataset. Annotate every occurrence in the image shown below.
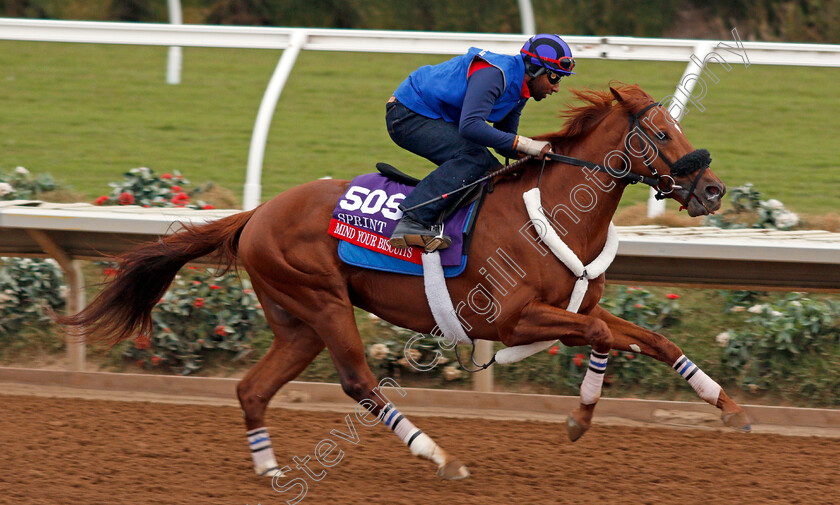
[389,220,452,251]
[422,223,451,252]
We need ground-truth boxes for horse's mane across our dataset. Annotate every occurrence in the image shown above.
[536,83,654,149]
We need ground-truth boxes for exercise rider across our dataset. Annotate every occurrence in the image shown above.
[386,33,575,252]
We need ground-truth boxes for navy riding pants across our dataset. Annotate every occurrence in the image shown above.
[386,100,499,226]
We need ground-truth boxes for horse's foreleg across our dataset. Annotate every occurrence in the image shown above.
[310,304,470,480]
[500,300,614,442]
[237,312,325,477]
[591,305,750,432]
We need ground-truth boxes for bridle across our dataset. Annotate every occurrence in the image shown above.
[545,102,712,205]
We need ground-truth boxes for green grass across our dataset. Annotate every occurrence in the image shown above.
[1,40,839,214]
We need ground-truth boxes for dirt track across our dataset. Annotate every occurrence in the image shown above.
[0,394,838,505]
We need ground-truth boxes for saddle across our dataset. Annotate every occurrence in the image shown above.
[327,164,490,277]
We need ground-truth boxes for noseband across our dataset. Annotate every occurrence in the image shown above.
[545,102,712,203]
[628,102,712,201]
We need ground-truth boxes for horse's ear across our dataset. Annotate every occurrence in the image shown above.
[610,87,624,103]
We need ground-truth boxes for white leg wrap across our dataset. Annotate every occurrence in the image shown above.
[247,427,281,476]
[381,404,444,464]
[580,350,609,405]
[673,354,721,405]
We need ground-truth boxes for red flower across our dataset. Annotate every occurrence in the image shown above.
[161,173,173,179]
[197,339,204,345]
[170,185,182,192]
[215,325,227,336]
[188,266,198,270]
[150,356,162,366]
[134,335,151,349]
[243,289,252,294]
[192,281,201,286]
[94,195,109,205]
[209,284,221,290]
[194,297,204,308]
[573,353,585,367]
[202,204,215,210]
[548,345,559,355]
[612,350,620,357]
[176,174,183,180]
[104,268,118,276]
[626,353,635,359]
[634,303,643,309]
[162,327,171,332]
[666,293,680,300]
[117,191,134,205]
[136,360,145,368]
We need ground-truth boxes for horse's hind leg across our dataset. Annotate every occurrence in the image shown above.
[591,305,751,432]
[236,308,325,476]
[308,303,470,480]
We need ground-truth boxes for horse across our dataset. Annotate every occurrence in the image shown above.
[56,83,750,481]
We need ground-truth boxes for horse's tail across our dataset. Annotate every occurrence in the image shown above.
[54,208,259,347]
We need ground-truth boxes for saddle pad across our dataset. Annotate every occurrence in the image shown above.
[329,173,473,277]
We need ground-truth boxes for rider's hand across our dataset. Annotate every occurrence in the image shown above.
[515,136,552,159]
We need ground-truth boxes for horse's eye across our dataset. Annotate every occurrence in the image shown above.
[655,131,670,141]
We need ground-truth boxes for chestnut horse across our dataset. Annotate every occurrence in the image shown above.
[58,84,750,481]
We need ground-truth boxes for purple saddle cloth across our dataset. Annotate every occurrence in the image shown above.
[328,173,474,277]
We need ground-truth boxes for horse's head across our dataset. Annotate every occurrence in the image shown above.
[609,85,726,217]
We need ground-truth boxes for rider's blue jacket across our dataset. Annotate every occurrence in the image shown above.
[393,48,529,152]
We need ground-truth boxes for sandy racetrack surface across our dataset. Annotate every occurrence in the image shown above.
[0,394,838,505]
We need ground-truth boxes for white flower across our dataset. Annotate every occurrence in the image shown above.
[14,166,29,175]
[763,199,785,210]
[0,182,14,196]
[58,286,69,298]
[715,331,732,346]
[773,210,799,229]
[730,306,745,312]
[318,176,333,180]
[367,343,389,360]
[791,301,802,307]
[442,365,462,381]
[770,310,783,317]
[747,304,765,314]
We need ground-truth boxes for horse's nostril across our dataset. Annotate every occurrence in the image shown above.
[705,185,721,199]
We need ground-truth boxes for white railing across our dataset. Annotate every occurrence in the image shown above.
[3,18,840,211]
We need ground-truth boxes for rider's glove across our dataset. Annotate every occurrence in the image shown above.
[515,136,552,158]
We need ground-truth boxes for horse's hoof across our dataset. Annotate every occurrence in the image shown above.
[437,459,470,480]
[566,414,589,442]
[259,467,285,478]
[722,411,751,432]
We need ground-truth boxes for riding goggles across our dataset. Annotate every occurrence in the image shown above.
[521,49,576,75]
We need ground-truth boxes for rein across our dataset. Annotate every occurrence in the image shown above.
[545,102,712,202]
[404,103,712,215]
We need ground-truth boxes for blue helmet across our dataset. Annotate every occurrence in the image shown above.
[521,34,575,77]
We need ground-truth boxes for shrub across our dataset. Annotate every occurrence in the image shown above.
[0,166,61,200]
[705,183,799,230]
[0,257,66,338]
[364,319,465,383]
[600,286,682,332]
[94,166,216,210]
[720,294,840,406]
[121,267,267,375]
